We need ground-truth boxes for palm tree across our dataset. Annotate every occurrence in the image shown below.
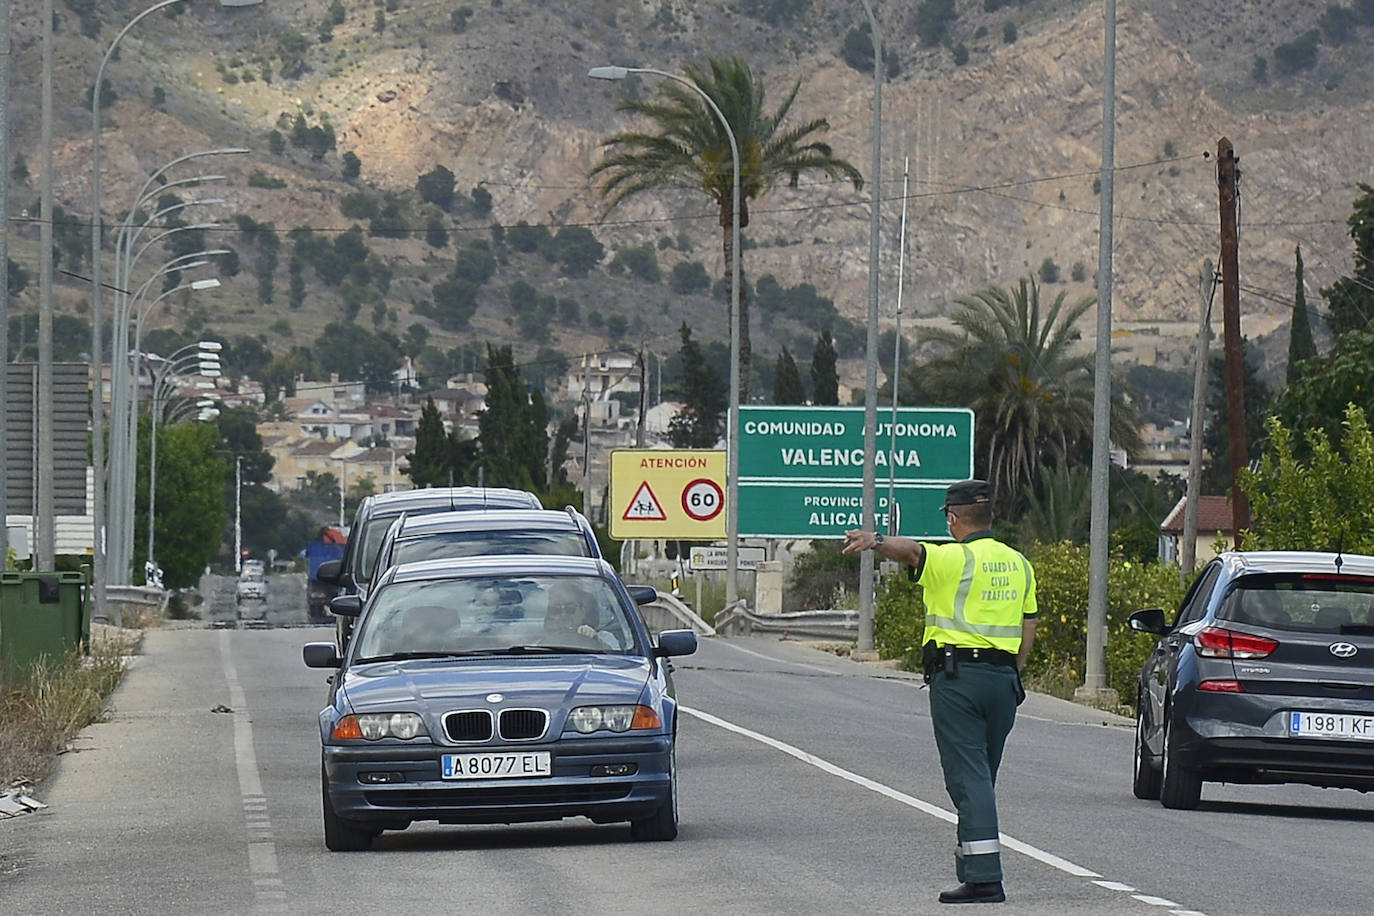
[904,278,1143,507]
[589,56,863,403]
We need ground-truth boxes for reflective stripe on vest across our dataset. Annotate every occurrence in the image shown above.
[925,544,1024,640]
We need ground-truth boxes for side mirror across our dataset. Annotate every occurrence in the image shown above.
[1128,608,1169,635]
[654,628,698,657]
[316,559,342,585]
[626,584,658,606]
[303,642,341,668]
[329,594,363,618]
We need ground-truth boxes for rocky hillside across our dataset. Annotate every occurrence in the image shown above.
[7,0,1373,389]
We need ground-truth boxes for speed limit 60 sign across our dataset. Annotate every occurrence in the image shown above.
[609,450,726,539]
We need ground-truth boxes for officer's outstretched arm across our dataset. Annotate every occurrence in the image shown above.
[841,529,924,567]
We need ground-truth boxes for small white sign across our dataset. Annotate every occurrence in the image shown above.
[689,546,766,570]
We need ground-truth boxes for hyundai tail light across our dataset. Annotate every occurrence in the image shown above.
[1195,627,1278,659]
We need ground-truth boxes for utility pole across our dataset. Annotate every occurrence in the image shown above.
[1080,0,1117,704]
[0,0,11,571]
[234,456,243,574]
[1182,259,1216,581]
[1216,137,1249,545]
[36,0,54,568]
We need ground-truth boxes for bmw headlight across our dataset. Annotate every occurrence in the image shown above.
[332,712,428,741]
[567,704,662,734]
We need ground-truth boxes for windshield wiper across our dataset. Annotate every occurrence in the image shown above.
[494,645,599,654]
[353,651,468,663]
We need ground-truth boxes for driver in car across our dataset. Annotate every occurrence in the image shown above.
[544,597,622,650]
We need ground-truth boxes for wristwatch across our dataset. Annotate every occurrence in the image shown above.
[874,532,885,549]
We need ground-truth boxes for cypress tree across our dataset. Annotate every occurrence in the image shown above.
[811,329,839,406]
[772,346,806,404]
[1287,246,1316,386]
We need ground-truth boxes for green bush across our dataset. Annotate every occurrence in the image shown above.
[873,540,1184,708]
[1024,541,1183,706]
[875,571,925,669]
[785,541,860,610]
[248,171,287,189]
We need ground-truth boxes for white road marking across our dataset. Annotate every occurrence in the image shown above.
[218,631,289,914]
[680,703,1208,915]
[1132,895,1181,907]
[715,637,848,675]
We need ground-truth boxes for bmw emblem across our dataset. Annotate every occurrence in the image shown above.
[1329,642,1359,659]
[486,693,504,703]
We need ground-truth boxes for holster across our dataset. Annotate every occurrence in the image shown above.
[921,641,939,684]
[921,641,958,683]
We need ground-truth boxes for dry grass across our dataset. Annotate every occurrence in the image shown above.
[0,628,141,794]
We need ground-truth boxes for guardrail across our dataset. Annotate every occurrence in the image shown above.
[101,585,167,627]
[635,590,717,638]
[716,605,859,641]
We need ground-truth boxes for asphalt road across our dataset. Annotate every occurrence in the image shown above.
[4,587,1374,915]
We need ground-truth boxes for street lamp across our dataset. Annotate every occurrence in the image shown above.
[100,151,243,588]
[146,341,221,576]
[120,269,221,579]
[108,255,221,583]
[588,64,744,608]
[90,0,195,621]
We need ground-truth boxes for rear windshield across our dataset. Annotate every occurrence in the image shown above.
[1220,574,1374,634]
[393,530,590,566]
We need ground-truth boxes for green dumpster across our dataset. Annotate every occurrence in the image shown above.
[0,569,90,684]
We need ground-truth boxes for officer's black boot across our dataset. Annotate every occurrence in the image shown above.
[938,881,1006,904]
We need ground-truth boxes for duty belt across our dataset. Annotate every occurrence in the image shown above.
[946,646,1017,668]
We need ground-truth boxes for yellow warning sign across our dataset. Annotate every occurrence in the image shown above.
[609,449,727,540]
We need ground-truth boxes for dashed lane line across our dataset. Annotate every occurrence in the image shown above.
[680,704,1208,916]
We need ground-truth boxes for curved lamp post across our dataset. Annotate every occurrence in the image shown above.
[146,341,221,576]
[113,268,221,582]
[588,64,744,608]
[90,0,193,620]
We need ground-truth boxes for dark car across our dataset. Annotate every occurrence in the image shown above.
[372,507,602,576]
[317,487,543,650]
[303,555,698,851]
[1129,550,1374,809]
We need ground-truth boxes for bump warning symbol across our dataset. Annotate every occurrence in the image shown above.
[622,481,667,521]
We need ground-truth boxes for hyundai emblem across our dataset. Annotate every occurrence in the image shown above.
[1329,642,1358,659]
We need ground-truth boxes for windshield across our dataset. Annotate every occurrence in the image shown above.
[352,573,638,660]
[1220,574,1374,633]
[392,530,589,566]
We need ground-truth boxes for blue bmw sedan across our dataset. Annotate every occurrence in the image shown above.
[303,555,698,850]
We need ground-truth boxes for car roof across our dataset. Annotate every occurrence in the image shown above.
[393,508,585,538]
[381,554,615,585]
[1220,550,1374,578]
[358,487,542,518]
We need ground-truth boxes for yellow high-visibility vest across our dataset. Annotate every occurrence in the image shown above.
[918,534,1036,652]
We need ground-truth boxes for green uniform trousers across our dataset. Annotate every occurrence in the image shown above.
[929,660,1020,884]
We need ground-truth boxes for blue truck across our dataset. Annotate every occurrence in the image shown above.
[305,527,346,622]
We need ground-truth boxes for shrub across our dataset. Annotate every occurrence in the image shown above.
[786,541,861,611]
[669,260,711,295]
[1274,30,1320,74]
[248,171,287,189]
[1002,21,1017,44]
[873,540,1183,710]
[1039,257,1060,283]
[340,191,378,220]
[610,244,660,283]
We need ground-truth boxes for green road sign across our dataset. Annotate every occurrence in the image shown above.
[737,483,951,539]
[738,406,974,483]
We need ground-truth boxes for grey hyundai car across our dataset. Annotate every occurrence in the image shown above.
[1129,550,1374,809]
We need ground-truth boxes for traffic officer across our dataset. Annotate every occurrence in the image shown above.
[843,479,1037,905]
